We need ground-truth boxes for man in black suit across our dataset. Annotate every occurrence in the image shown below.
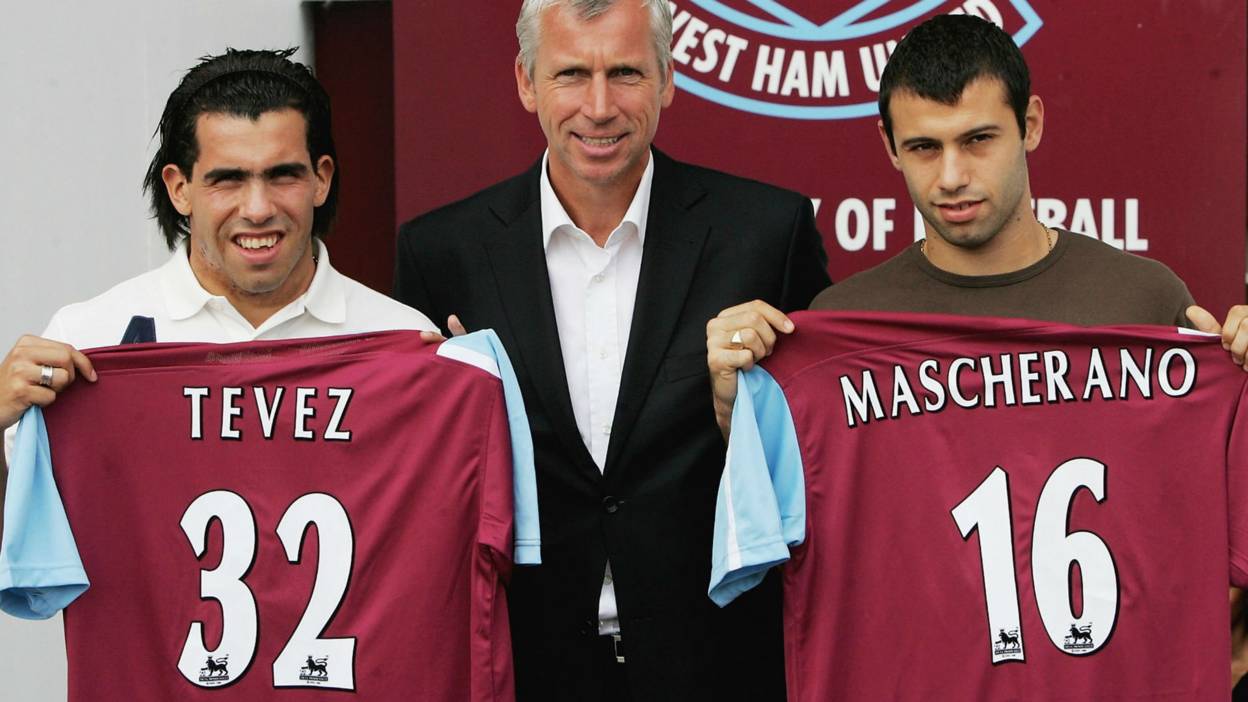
[394,2,829,699]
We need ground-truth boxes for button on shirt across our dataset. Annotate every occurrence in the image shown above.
[540,150,653,635]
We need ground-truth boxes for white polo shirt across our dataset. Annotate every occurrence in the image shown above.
[4,238,435,461]
[42,238,435,349]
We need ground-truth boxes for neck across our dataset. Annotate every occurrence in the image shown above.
[229,276,311,328]
[923,213,1051,277]
[189,246,316,329]
[547,155,647,247]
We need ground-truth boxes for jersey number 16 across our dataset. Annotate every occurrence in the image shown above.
[952,458,1118,665]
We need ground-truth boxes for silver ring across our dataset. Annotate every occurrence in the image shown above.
[38,365,55,388]
[730,330,744,347]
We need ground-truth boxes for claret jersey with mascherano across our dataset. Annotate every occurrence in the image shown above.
[712,311,1248,701]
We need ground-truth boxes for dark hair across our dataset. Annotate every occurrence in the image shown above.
[878,15,1031,153]
[142,48,337,249]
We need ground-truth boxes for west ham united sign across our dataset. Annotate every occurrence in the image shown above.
[669,0,1043,119]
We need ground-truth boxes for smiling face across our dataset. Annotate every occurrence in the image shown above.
[516,1,674,200]
[162,109,333,320]
[882,77,1043,254]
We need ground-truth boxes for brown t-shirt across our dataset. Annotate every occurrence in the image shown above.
[810,230,1195,327]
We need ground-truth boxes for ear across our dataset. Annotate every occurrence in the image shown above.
[312,155,335,207]
[162,164,193,216]
[877,120,902,171]
[1023,95,1044,152]
[660,62,675,108]
[516,58,538,114]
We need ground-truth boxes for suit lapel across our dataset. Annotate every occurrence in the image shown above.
[485,162,600,481]
[605,153,709,474]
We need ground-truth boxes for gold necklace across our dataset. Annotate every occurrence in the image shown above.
[920,223,1055,257]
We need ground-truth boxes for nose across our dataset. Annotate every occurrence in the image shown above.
[581,73,619,123]
[239,180,277,223]
[937,150,971,193]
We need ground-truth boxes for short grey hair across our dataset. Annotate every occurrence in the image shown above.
[516,0,673,80]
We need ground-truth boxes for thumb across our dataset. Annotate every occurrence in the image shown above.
[448,314,468,337]
[1185,305,1221,335]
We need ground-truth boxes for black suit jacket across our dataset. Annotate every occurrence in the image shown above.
[395,151,830,701]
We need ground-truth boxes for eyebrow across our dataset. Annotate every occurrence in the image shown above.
[899,136,938,150]
[202,162,310,183]
[899,124,1002,150]
[264,162,310,179]
[202,167,247,184]
[549,60,646,75]
[957,124,1002,140]
[549,61,588,74]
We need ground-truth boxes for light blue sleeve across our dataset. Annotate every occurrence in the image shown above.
[0,407,89,619]
[441,331,541,566]
[708,367,805,607]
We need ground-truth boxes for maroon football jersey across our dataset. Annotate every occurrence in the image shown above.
[712,311,1248,701]
[2,331,537,701]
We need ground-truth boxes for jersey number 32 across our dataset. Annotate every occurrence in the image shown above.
[176,490,357,690]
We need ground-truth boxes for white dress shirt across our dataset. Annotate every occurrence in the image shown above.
[540,150,653,635]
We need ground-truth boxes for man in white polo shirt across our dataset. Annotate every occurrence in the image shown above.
[0,49,435,522]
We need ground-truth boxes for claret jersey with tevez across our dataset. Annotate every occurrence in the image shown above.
[711,311,1248,701]
[0,330,539,701]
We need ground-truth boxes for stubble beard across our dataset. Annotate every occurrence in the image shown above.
[920,185,1023,252]
[924,214,1001,251]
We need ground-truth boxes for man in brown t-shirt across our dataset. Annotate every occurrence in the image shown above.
[705,14,1248,692]
[707,14,1244,434]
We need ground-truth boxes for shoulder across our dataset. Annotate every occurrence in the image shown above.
[397,166,538,249]
[659,156,815,256]
[44,267,167,348]
[809,248,919,311]
[663,154,808,210]
[339,276,437,332]
[1059,232,1191,296]
[1062,231,1174,271]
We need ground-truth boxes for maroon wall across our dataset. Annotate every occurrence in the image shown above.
[393,1,1246,313]
[314,1,395,294]
[393,2,545,222]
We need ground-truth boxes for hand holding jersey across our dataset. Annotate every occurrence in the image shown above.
[706,300,793,440]
[1187,303,1248,370]
[0,337,98,543]
[412,316,469,346]
[1192,302,1248,690]
[0,336,96,435]
[447,314,467,337]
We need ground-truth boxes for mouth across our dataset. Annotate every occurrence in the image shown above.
[935,200,983,223]
[233,232,282,250]
[231,232,285,263]
[574,133,625,149]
